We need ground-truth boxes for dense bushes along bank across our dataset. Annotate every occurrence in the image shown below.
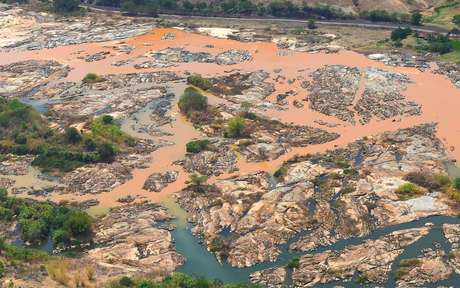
[0,98,133,172]
[91,0,423,25]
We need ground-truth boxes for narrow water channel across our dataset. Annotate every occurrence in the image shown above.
[162,195,460,286]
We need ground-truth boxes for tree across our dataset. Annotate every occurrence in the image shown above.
[178,87,208,115]
[189,173,208,192]
[53,0,80,13]
[307,19,317,29]
[391,27,412,42]
[454,177,460,190]
[186,139,210,153]
[453,15,460,26]
[97,142,115,162]
[102,115,114,125]
[64,127,82,144]
[226,116,246,138]
[64,210,92,236]
[411,11,422,26]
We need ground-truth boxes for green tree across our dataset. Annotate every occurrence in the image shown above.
[64,210,92,236]
[454,177,460,190]
[307,19,317,29]
[391,27,412,42]
[226,116,246,138]
[178,87,208,115]
[102,115,114,125]
[186,139,210,153]
[411,11,422,26]
[64,127,82,144]
[189,173,208,192]
[97,142,115,162]
[53,0,80,13]
[453,15,460,26]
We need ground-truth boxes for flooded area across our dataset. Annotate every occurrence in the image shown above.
[3,15,460,286]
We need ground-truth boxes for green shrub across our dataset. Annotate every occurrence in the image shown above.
[454,177,460,190]
[119,276,135,287]
[82,73,103,83]
[273,167,286,178]
[186,139,210,153]
[400,258,422,267]
[64,127,82,144]
[97,142,116,162]
[395,182,425,200]
[391,27,412,42]
[307,19,316,29]
[102,115,114,125]
[53,0,80,13]
[187,74,211,90]
[0,261,4,278]
[287,257,300,269]
[178,87,208,115]
[189,173,208,192]
[225,116,246,138]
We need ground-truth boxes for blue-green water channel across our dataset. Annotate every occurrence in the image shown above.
[162,197,460,286]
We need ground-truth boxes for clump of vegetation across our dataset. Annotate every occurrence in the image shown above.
[53,0,80,13]
[189,173,208,192]
[390,27,412,42]
[307,19,317,29]
[399,258,422,267]
[395,182,425,200]
[225,116,247,138]
[110,272,258,288]
[178,87,208,116]
[333,155,350,169]
[274,167,287,179]
[0,189,92,247]
[187,74,212,90]
[0,99,130,172]
[357,273,369,284]
[287,257,300,269]
[186,139,210,153]
[82,73,104,83]
[0,238,48,262]
[403,170,446,190]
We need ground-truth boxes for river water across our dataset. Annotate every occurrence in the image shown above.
[3,27,460,286]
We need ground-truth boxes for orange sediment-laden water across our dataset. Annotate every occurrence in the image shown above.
[2,28,460,208]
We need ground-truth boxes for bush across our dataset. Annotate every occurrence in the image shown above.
[53,0,80,13]
[411,11,422,25]
[64,127,82,144]
[403,171,439,190]
[307,19,317,29]
[187,74,211,90]
[186,139,210,153]
[400,258,422,267]
[453,15,460,26]
[396,182,425,199]
[97,142,115,162]
[287,257,300,269]
[391,27,412,42]
[454,177,460,190]
[178,87,208,115]
[225,116,246,138]
[189,173,208,192]
[119,276,135,287]
[102,115,114,125]
[82,73,103,83]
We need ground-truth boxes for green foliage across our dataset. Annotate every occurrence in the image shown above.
[391,27,412,42]
[287,257,300,269]
[0,261,4,278]
[113,272,260,288]
[411,11,423,25]
[178,87,208,115]
[361,9,410,23]
[0,99,129,172]
[454,177,460,190]
[307,19,317,29]
[82,73,103,83]
[64,127,82,144]
[225,116,246,138]
[121,0,158,16]
[119,276,135,287]
[395,182,425,199]
[187,74,211,90]
[186,139,210,153]
[189,173,208,192]
[273,167,286,178]
[53,0,80,13]
[0,194,92,247]
[400,258,422,267]
[0,239,48,261]
[453,14,460,25]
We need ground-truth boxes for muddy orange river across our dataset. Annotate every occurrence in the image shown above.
[2,28,460,208]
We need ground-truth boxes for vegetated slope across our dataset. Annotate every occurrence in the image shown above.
[185,0,443,13]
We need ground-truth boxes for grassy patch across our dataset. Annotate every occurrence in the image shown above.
[395,182,425,200]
